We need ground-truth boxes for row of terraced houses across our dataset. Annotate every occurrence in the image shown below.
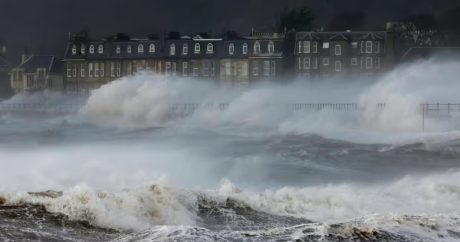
[7,30,395,94]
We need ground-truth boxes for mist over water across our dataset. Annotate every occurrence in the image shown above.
[1,57,460,241]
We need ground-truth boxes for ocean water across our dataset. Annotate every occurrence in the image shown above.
[1,58,460,241]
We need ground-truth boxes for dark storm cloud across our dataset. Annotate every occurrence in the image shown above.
[0,0,459,63]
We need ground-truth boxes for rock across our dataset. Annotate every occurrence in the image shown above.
[0,196,5,205]
[28,190,63,199]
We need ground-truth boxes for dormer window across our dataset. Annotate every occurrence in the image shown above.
[268,41,275,54]
[98,44,104,54]
[194,43,201,53]
[254,41,261,54]
[182,44,188,55]
[242,43,248,54]
[127,45,132,54]
[229,43,235,55]
[81,44,86,54]
[116,45,121,54]
[138,44,144,53]
[206,43,214,54]
[89,45,95,54]
[71,45,77,55]
[170,44,176,55]
[149,43,155,53]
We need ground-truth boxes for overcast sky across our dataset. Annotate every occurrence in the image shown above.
[0,0,459,63]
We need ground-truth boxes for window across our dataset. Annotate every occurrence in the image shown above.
[149,43,155,53]
[229,43,235,55]
[268,41,275,54]
[127,45,132,54]
[303,57,310,69]
[375,42,380,53]
[270,61,276,76]
[323,58,329,66]
[138,44,144,53]
[351,57,358,66]
[225,62,231,76]
[81,63,86,77]
[242,43,248,54]
[194,43,201,53]
[170,44,176,55]
[206,43,213,54]
[67,64,72,77]
[298,41,302,53]
[323,42,329,49]
[100,63,104,77]
[111,63,116,77]
[165,62,171,74]
[116,46,121,54]
[94,63,99,77]
[335,61,342,72]
[89,63,94,77]
[182,44,188,55]
[351,42,358,48]
[98,44,104,54]
[303,41,310,53]
[335,45,342,55]
[72,45,77,55]
[81,44,86,55]
[313,57,318,69]
[89,45,95,54]
[298,58,302,70]
[253,62,259,76]
[312,42,318,53]
[116,63,121,77]
[375,57,381,69]
[254,41,261,54]
[360,41,365,53]
[366,41,373,53]
[182,62,188,76]
[365,57,373,69]
[263,61,270,76]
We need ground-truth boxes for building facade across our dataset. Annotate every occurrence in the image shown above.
[294,31,392,79]
[9,55,63,93]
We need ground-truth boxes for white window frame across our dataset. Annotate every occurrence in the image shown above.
[360,41,365,53]
[365,57,373,69]
[170,44,176,55]
[182,44,188,55]
[335,45,342,55]
[138,44,144,53]
[268,41,275,54]
[242,43,248,54]
[298,58,302,70]
[303,57,310,69]
[80,63,86,77]
[365,41,373,53]
[298,41,302,53]
[100,63,105,77]
[94,63,99,77]
[351,57,358,66]
[206,43,213,54]
[335,61,342,72]
[81,44,86,55]
[323,58,329,66]
[116,63,121,77]
[229,43,235,55]
[194,43,201,53]
[88,63,94,77]
[66,64,72,77]
[312,42,318,53]
[89,45,95,54]
[72,45,77,55]
[182,62,188,76]
[98,44,104,54]
[303,41,310,54]
[111,62,116,77]
[116,46,121,54]
[149,43,155,53]
[375,41,380,53]
[254,41,261,54]
[127,45,132,54]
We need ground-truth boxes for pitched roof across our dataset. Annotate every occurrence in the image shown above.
[16,55,61,74]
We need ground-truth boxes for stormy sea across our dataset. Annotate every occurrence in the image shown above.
[1,58,460,242]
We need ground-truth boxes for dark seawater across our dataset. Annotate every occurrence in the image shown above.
[1,117,460,242]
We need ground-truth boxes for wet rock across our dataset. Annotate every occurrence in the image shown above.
[27,190,63,199]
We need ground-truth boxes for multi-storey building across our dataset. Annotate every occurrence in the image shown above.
[63,32,289,93]
[294,31,392,79]
[9,55,63,93]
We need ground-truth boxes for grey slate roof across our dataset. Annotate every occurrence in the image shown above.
[16,55,62,74]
